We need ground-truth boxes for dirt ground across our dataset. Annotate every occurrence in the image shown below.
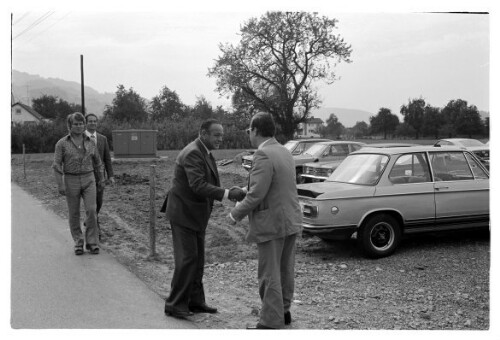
[11,150,490,330]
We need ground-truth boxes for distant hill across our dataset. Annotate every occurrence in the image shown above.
[11,70,114,116]
[310,107,375,128]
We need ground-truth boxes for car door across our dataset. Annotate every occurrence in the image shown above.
[377,152,435,230]
[430,151,489,227]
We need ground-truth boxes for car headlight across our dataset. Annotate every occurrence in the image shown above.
[303,205,318,218]
[331,206,339,215]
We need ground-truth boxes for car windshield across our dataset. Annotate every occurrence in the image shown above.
[459,139,484,147]
[326,154,389,185]
[303,143,327,156]
[284,141,298,152]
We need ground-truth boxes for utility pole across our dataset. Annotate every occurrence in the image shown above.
[80,55,85,114]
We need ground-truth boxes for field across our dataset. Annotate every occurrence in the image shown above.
[10,140,490,329]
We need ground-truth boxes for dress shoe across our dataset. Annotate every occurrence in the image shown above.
[189,303,218,314]
[164,308,194,319]
[246,323,274,329]
[284,311,292,325]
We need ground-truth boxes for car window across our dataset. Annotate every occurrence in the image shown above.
[328,154,389,185]
[350,144,363,152]
[465,153,489,179]
[389,153,431,184]
[430,152,474,181]
[330,144,350,156]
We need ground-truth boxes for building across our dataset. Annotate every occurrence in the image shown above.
[297,116,324,138]
[11,102,45,124]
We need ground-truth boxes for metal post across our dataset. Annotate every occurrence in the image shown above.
[149,165,157,259]
[22,144,26,179]
[80,55,85,114]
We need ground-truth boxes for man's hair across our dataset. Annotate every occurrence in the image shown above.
[85,113,98,123]
[67,112,85,130]
[199,118,221,134]
[251,112,275,137]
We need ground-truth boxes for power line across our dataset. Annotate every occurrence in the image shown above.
[13,12,30,25]
[13,11,55,40]
[19,12,71,46]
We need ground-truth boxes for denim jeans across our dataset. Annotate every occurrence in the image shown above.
[64,172,98,248]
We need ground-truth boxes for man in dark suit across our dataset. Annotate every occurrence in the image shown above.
[85,113,114,240]
[229,112,302,329]
[163,119,245,319]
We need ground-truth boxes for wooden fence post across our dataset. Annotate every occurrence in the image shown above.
[149,165,157,259]
[23,144,26,179]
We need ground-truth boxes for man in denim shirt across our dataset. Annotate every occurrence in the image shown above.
[53,112,104,255]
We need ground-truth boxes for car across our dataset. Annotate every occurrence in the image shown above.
[301,142,366,182]
[297,145,489,258]
[301,143,418,183]
[293,141,365,183]
[434,138,489,169]
[241,138,331,171]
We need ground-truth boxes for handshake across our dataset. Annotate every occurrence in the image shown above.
[228,186,246,202]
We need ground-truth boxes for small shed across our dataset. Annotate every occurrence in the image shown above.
[112,130,158,158]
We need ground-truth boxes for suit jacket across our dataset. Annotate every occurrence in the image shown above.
[165,138,225,231]
[230,138,302,243]
[95,133,114,179]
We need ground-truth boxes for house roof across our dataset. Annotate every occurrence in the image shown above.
[306,117,324,124]
[12,102,45,121]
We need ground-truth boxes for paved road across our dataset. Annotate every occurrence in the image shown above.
[11,183,195,329]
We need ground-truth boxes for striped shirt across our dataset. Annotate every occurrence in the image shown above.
[52,134,103,181]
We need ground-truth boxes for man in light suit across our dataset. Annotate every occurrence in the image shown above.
[229,112,302,329]
[163,119,246,319]
[85,113,114,240]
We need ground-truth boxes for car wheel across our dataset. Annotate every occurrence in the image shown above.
[296,169,305,184]
[359,214,401,258]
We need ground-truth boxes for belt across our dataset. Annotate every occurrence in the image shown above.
[63,171,94,176]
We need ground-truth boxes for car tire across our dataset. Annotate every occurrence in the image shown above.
[359,214,401,258]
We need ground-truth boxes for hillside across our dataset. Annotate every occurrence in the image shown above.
[11,70,114,116]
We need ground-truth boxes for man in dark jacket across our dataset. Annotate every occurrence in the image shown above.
[85,113,114,240]
[163,119,245,318]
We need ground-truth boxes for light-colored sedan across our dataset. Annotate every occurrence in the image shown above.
[297,145,490,258]
[241,138,331,171]
[434,138,489,169]
[301,143,416,183]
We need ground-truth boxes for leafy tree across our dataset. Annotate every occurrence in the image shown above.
[394,122,416,139]
[319,113,344,139]
[400,98,426,139]
[190,96,214,120]
[455,104,484,138]
[103,85,148,122]
[369,108,400,139]
[31,95,80,121]
[208,11,352,139]
[421,105,444,139]
[351,121,369,138]
[150,86,186,121]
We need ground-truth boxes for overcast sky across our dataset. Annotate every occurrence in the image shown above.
[9,3,490,115]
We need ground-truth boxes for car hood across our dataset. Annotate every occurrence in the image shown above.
[297,181,376,199]
[303,160,343,169]
[294,154,316,163]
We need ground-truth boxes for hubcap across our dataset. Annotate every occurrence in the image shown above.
[370,222,395,250]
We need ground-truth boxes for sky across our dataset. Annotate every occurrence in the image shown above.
[2,1,500,339]
[8,2,491,116]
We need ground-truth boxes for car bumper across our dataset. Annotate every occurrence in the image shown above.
[302,223,358,238]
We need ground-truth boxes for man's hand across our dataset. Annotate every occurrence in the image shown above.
[228,186,246,202]
[227,213,237,225]
[109,177,115,186]
[58,186,66,196]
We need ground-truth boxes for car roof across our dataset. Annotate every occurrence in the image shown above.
[352,145,465,155]
[315,141,364,145]
[363,142,417,148]
[289,138,331,142]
